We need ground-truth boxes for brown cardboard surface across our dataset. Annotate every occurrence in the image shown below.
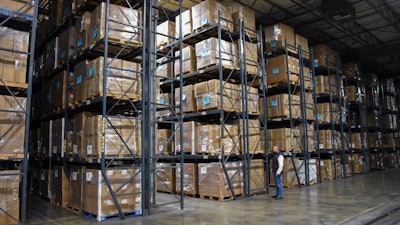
[266,94,301,119]
[53,166,71,205]
[196,124,221,155]
[295,34,309,58]
[156,128,172,155]
[266,55,300,85]
[264,23,295,52]
[176,163,199,195]
[191,0,232,32]
[156,163,175,193]
[231,3,256,32]
[75,12,91,55]
[312,44,335,67]
[0,0,33,17]
[50,118,64,155]
[175,10,192,37]
[175,84,197,113]
[72,112,91,156]
[0,199,19,225]
[195,38,234,70]
[73,60,88,103]
[175,121,196,154]
[175,46,196,76]
[156,20,176,47]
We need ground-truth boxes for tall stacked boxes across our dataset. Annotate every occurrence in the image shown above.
[346,132,363,150]
[174,46,196,76]
[266,94,301,119]
[90,3,141,46]
[198,162,243,198]
[298,123,315,152]
[175,121,196,154]
[295,34,310,59]
[194,80,237,112]
[156,57,173,79]
[368,132,381,149]
[0,171,20,224]
[191,0,233,32]
[384,133,397,149]
[50,118,65,156]
[195,38,236,70]
[366,89,379,108]
[230,3,256,34]
[52,166,70,206]
[237,119,262,154]
[267,128,301,153]
[82,169,141,219]
[249,160,266,194]
[85,116,141,158]
[370,154,383,169]
[266,55,300,85]
[317,103,339,124]
[196,124,240,155]
[367,110,380,128]
[315,75,337,95]
[176,163,199,195]
[71,112,90,157]
[58,27,75,66]
[345,154,365,174]
[86,57,142,100]
[318,130,340,151]
[73,60,88,103]
[297,90,315,120]
[264,23,295,53]
[60,0,72,24]
[156,128,172,155]
[52,71,68,110]
[312,44,335,68]
[319,160,333,181]
[156,20,176,48]
[384,114,397,130]
[235,40,259,75]
[0,27,29,84]
[75,12,91,56]
[175,10,192,37]
[69,166,82,211]
[270,158,299,187]
[0,96,26,156]
[347,85,360,103]
[343,63,360,78]
[156,163,175,193]
[175,85,197,113]
[156,93,172,118]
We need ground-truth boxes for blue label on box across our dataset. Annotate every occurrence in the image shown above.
[272,68,279,75]
[202,18,208,25]
[160,99,165,104]
[76,75,82,85]
[77,38,83,47]
[201,50,208,57]
[313,60,318,68]
[64,8,69,16]
[89,66,95,77]
[56,81,60,89]
[271,100,278,107]
[203,96,210,105]
[60,50,65,58]
[317,114,322,120]
[271,41,277,47]
[93,28,98,39]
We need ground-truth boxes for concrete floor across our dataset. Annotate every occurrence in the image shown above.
[26,168,400,225]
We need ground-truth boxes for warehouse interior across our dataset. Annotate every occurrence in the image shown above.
[0,0,400,224]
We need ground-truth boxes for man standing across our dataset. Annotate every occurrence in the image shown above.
[272,145,284,199]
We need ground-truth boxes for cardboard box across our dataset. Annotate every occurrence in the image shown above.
[57,27,74,66]
[196,94,236,112]
[0,170,20,225]
[50,118,65,156]
[384,114,397,130]
[384,133,397,148]
[231,3,256,33]
[191,0,233,32]
[346,133,363,150]
[175,10,192,37]
[156,128,172,155]
[264,23,295,53]
[318,130,340,150]
[0,26,29,53]
[198,162,243,198]
[174,46,196,76]
[317,103,339,124]
[70,166,83,210]
[82,169,141,219]
[0,95,26,121]
[0,52,28,84]
[235,40,259,75]
[156,57,173,78]
[370,154,383,169]
[176,163,199,195]
[45,38,58,74]
[175,121,196,154]
[295,34,309,59]
[267,128,301,153]
[312,44,335,68]
[86,57,142,100]
[73,60,88,103]
[195,37,235,70]
[75,12,91,55]
[266,94,301,119]
[156,20,176,47]
[266,55,300,85]
[52,71,68,109]
[49,0,63,32]
[194,79,233,97]
[41,121,50,156]
[85,116,141,158]
[345,154,365,174]
[343,63,360,78]
[90,3,141,45]
[71,112,90,156]
[0,119,25,155]
[269,158,299,187]
[156,163,175,193]
[175,84,197,113]
[368,132,380,149]
[249,160,266,194]
[196,124,221,155]
[52,166,70,205]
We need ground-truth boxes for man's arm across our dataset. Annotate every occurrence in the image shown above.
[276,155,284,175]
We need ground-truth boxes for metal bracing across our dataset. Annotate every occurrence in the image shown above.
[365,0,400,33]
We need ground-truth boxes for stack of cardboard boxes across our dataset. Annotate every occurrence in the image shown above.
[0,171,20,224]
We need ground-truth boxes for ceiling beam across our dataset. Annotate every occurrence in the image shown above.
[365,0,400,34]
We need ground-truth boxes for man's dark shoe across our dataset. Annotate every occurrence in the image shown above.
[275,196,284,199]
[272,195,278,198]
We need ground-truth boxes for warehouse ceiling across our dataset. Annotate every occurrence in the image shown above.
[158,0,400,79]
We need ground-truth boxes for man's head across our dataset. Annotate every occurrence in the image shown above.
[272,145,281,153]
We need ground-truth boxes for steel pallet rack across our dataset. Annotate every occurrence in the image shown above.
[364,73,384,170]
[265,40,315,187]
[31,0,146,221]
[395,88,400,167]
[313,57,347,179]
[381,78,398,168]
[0,0,39,224]
[342,66,368,174]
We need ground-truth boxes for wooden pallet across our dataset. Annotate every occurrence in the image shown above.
[0,154,24,160]
[193,23,232,34]
[0,81,28,89]
[200,194,241,201]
